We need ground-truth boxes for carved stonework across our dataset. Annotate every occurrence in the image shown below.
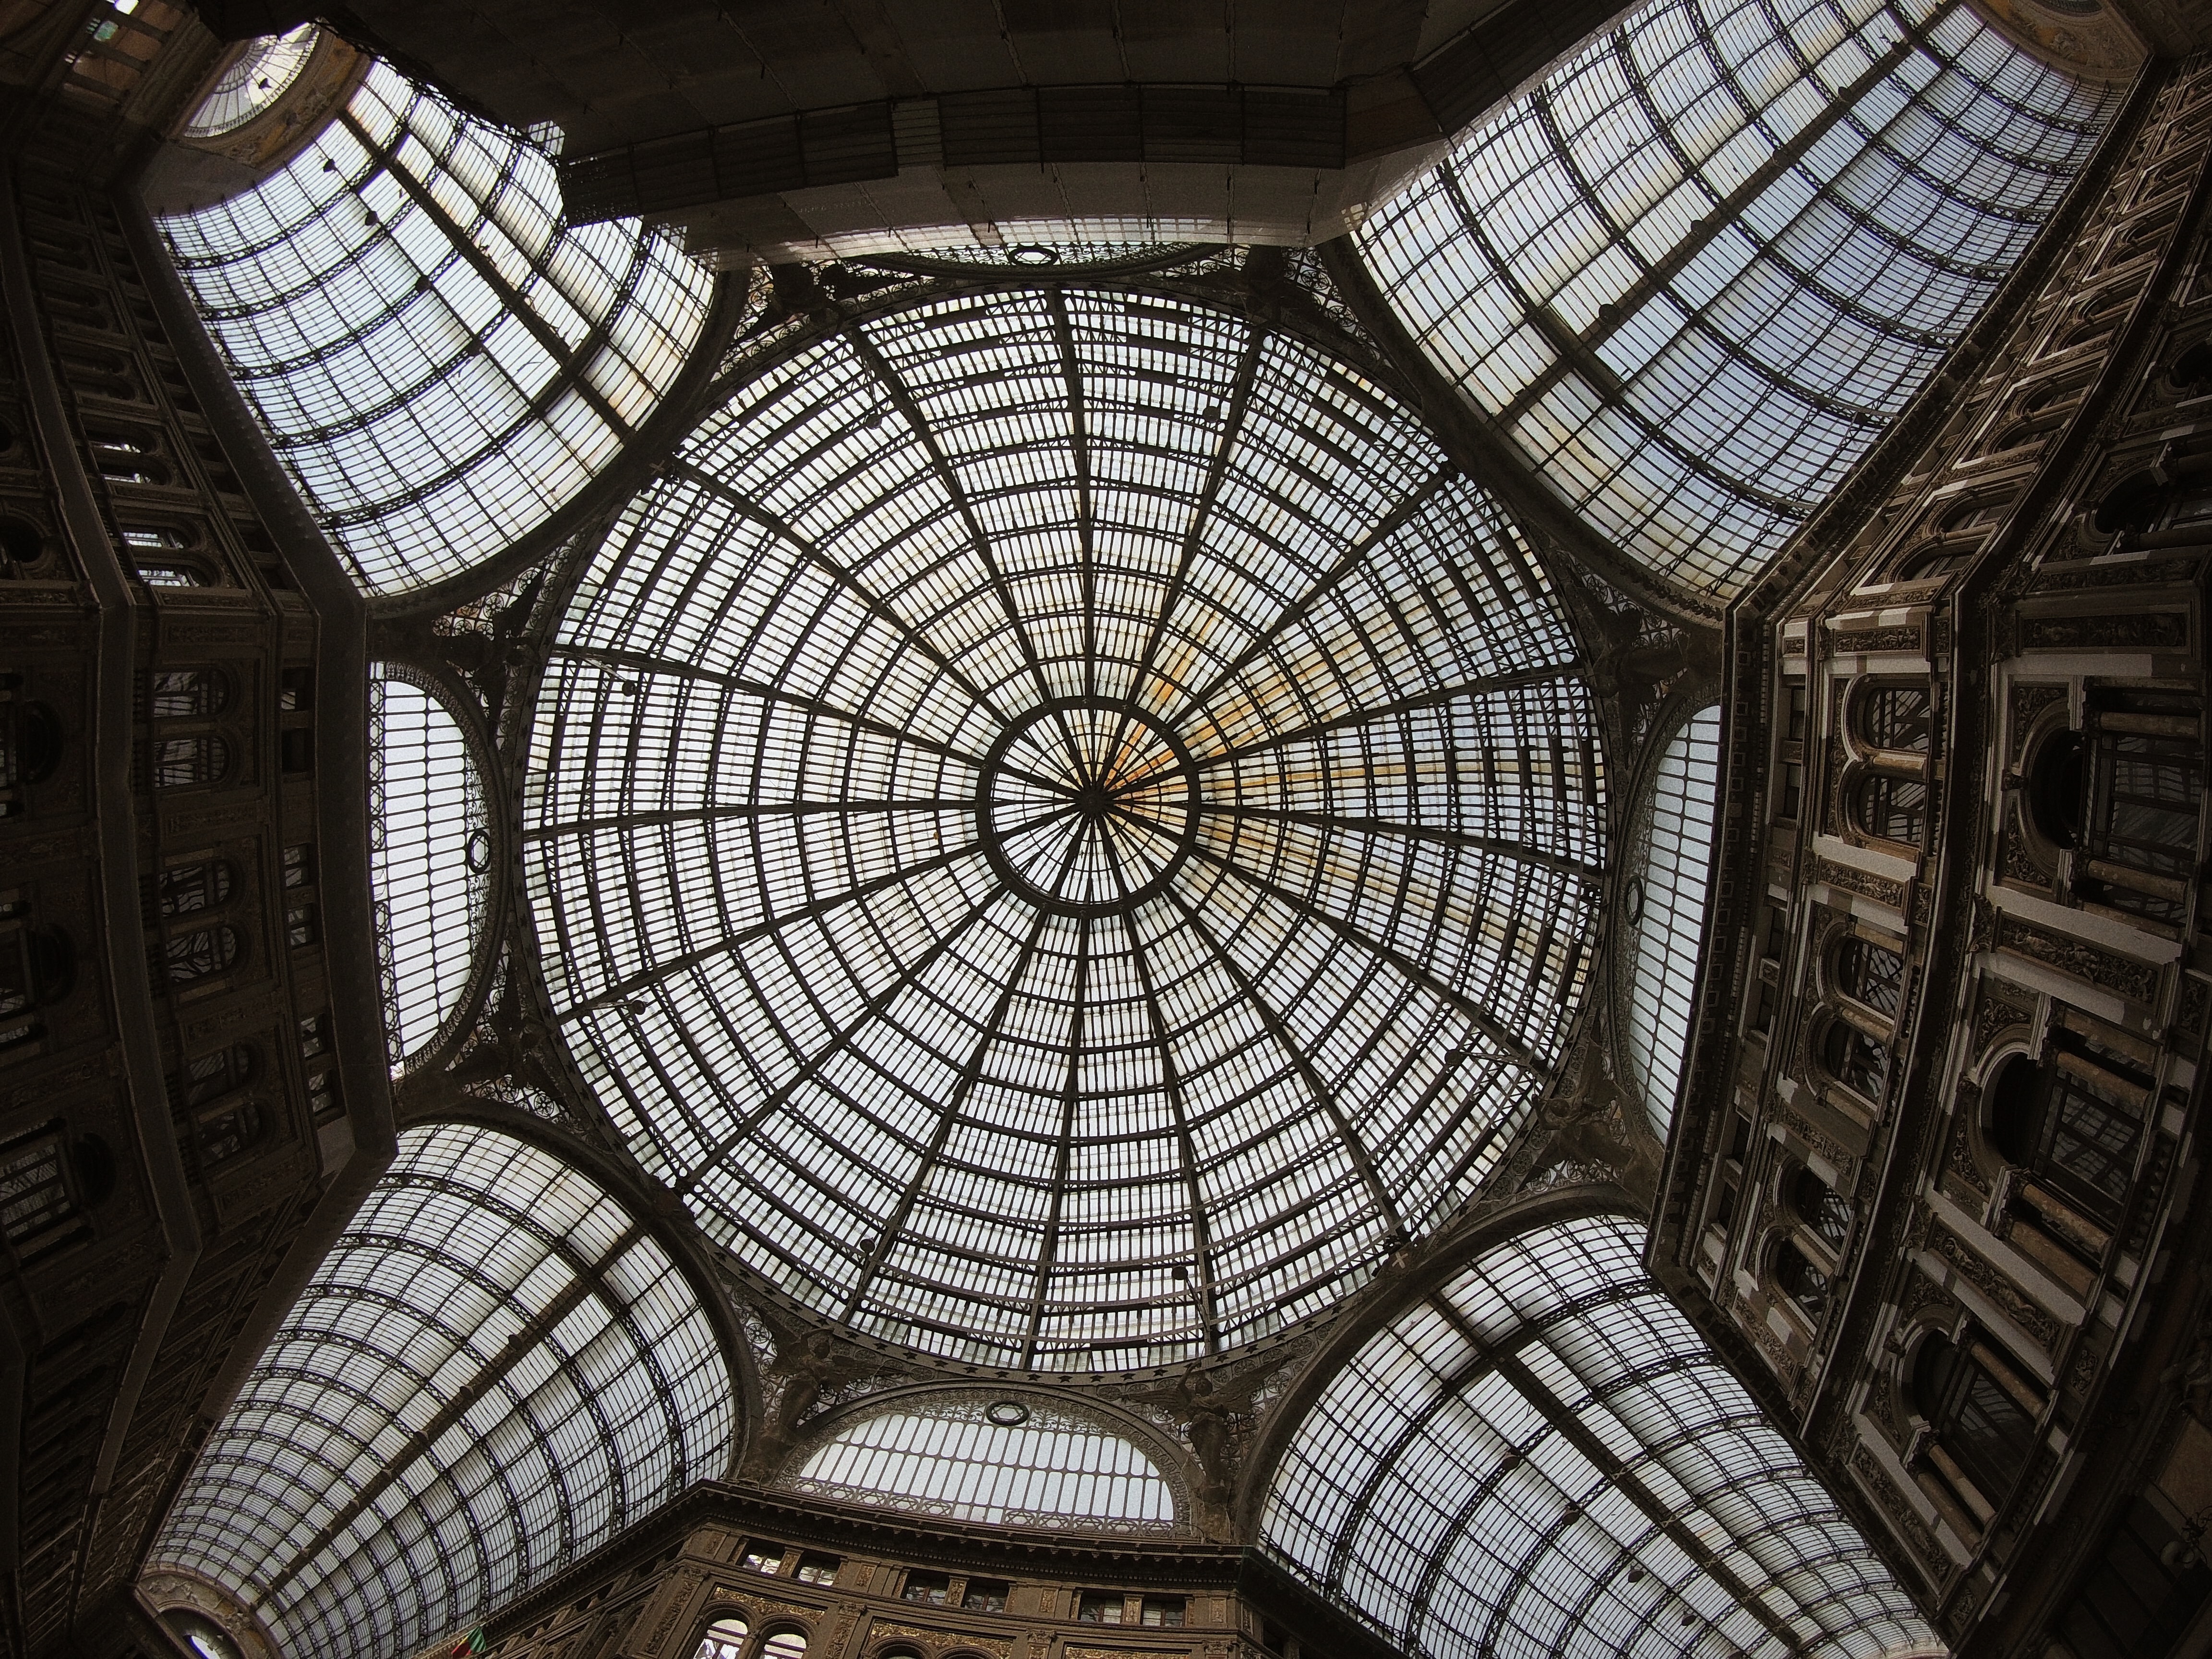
[1972,996,2032,1063]
[1946,1112,1992,1201]
[2008,682,2069,764]
[1771,1100,1858,1185]
[1835,625,1923,654]
[2178,976,2209,1041]
[1898,1267,1955,1328]
[866,1620,1012,1659]
[1850,1442,1953,1581]
[1813,857,1909,910]
[1928,1223,2063,1350]
[1993,914,2160,1005]
[2018,610,2188,650]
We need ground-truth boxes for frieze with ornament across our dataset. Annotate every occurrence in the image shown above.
[1834,626,1925,655]
[1992,914,2161,1005]
[866,1620,1012,1659]
[1849,1442,1954,1583]
[1972,997,2034,1063]
[1928,1223,2064,1350]
[2007,683,2070,764]
[1945,1112,1994,1201]
[2018,610,2188,651]
[1813,858,1910,911]
[1770,1100,1860,1185]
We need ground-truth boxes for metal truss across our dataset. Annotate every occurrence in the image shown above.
[146,1123,737,1659]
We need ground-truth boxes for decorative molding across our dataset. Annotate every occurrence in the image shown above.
[1812,857,1910,912]
[1972,996,2033,1063]
[2007,683,2070,765]
[2017,609,2188,651]
[1927,1222,2062,1350]
[1992,913,2161,1005]
[1850,1441,1952,1582]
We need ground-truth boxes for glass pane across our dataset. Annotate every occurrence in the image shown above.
[1357,0,2122,598]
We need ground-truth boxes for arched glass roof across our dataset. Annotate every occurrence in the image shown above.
[1262,1212,1931,1658]
[778,1390,1179,1532]
[158,61,715,597]
[147,1123,735,1659]
[369,666,493,1069]
[182,24,319,140]
[1357,0,2122,599]
[1620,706,1723,1136]
[528,285,1604,1371]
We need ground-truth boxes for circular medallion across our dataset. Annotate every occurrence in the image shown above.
[977,701,1198,917]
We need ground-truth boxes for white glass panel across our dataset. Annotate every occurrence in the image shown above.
[146,1124,735,1659]
[1359,0,2124,598]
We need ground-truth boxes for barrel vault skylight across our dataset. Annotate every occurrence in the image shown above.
[1358,0,2124,600]
[158,60,714,598]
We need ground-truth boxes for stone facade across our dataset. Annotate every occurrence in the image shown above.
[1654,46,2212,1658]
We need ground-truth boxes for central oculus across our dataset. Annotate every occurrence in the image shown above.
[977,699,1200,917]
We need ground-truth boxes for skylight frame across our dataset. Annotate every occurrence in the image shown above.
[525,280,1606,1372]
[157,60,715,598]
[1260,1211,1935,1658]
[1356,0,2126,601]
[147,1122,738,1659]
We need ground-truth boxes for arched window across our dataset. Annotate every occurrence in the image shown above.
[691,1619,749,1659]
[1831,937,1906,1020]
[1913,1332,2041,1513]
[172,1044,255,1109]
[2082,700,2203,929]
[1773,1240,1830,1322]
[158,859,236,916]
[1793,1168,1852,1254]
[1990,1047,2148,1230]
[2,691,62,805]
[163,926,241,984]
[1,925,75,1018]
[154,735,231,790]
[2028,729,2084,849]
[1821,1020,1887,1102]
[150,667,229,719]
[194,1102,265,1168]
[1851,774,1927,847]
[759,1632,808,1659]
[1853,684,1932,754]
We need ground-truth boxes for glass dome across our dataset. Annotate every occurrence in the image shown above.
[528,284,1605,1371]
[181,24,320,140]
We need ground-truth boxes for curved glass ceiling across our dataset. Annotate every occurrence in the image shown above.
[148,1122,735,1659]
[370,667,493,1069]
[1621,706,1722,1136]
[1358,0,2121,599]
[1262,1212,1931,1658]
[780,1391,1178,1532]
[159,61,714,597]
[528,286,1604,1371]
[182,24,319,139]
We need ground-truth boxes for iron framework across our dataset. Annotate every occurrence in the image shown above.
[1356,0,2123,599]
[147,1122,737,1659]
[1261,1211,1933,1658]
[525,282,1607,1373]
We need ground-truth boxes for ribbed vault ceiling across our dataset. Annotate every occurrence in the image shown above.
[527,286,1606,1370]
